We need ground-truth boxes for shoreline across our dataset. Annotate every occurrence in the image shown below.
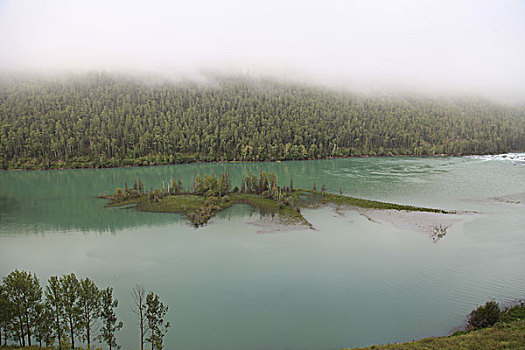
[0,152,514,172]
[348,319,525,350]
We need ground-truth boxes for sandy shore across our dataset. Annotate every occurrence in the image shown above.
[353,207,474,242]
[247,215,311,234]
[493,193,524,205]
[246,204,474,239]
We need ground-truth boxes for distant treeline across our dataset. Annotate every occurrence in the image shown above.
[1,73,524,169]
[0,271,169,350]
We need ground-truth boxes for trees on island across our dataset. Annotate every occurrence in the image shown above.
[109,170,289,203]
[0,270,171,350]
[107,170,331,226]
[191,170,282,200]
[1,73,524,170]
[106,171,326,227]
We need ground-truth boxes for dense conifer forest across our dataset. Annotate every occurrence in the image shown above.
[1,73,524,169]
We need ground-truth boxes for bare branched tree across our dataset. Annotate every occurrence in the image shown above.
[131,285,147,350]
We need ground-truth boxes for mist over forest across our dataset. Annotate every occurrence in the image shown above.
[1,0,524,101]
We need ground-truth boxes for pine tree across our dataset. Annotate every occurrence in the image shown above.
[33,303,55,347]
[2,270,42,347]
[240,177,246,193]
[98,287,122,350]
[60,273,81,349]
[138,177,144,194]
[145,292,170,350]
[45,276,64,349]
[177,177,184,194]
[0,285,14,347]
[224,169,231,193]
[78,278,101,349]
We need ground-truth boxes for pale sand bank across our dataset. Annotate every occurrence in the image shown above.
[354,207,475,242]
[247,215,310,234]
[247,204,476,240]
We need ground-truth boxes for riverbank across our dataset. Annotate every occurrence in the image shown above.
[0,152,483,171]
[348,319,525,350]
[348,300,525,349]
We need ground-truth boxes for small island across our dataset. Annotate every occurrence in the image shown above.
[101,171,454,228]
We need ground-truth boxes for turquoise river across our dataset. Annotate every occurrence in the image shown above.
[0,155,524,349]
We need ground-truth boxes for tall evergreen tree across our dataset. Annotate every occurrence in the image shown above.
[145,292,170,350]
[0,284,14,346]
[33,303,55,347]
[45,276,64,349]
[98,287,122,350]
[78,277,101,349]
[2,270,42,347]
[60,273,81,349]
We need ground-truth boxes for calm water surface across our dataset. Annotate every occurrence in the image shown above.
[1,156,524,349]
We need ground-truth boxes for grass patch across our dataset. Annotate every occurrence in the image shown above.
[138,194,207,212]
[104,193,311,227]
[347,319,525,350]
[231,193,312,227]
[292,189,453,214]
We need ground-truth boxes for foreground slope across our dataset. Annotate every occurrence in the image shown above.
[348,320,525,350]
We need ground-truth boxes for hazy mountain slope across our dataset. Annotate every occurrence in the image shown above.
[1,74,524,169]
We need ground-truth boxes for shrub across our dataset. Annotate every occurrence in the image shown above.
[468,301,501,330]
[500,301,525,323]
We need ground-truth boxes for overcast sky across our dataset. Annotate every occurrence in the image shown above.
[1,0,524,99]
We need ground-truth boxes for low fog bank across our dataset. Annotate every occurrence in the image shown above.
[1,68,524,106]
[1,0,524,102]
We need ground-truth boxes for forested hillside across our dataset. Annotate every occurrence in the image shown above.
[1,73,524,169]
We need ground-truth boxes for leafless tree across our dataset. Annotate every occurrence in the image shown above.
[131,285,147,350]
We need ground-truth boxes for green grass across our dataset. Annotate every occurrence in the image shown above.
[292,189,453,213]
[105,193,312,227]
[138,194,207,212]
[347,319,525,350]
[231,193,313,227]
